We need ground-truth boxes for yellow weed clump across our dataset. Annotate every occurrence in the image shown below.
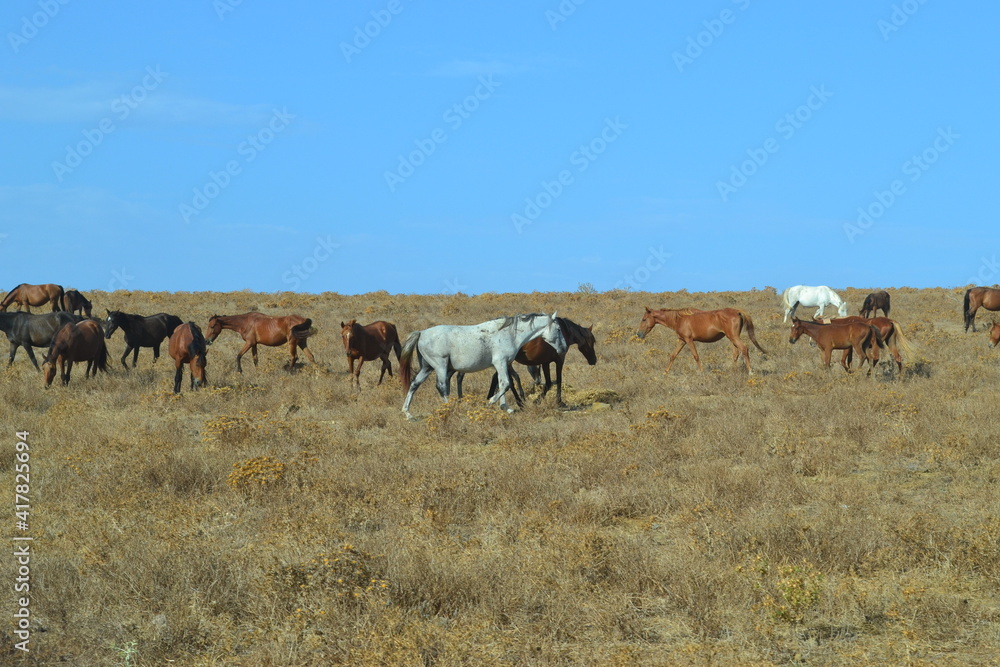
[227,456,286,489]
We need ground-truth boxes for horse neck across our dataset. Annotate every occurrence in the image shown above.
[655,310,682,330]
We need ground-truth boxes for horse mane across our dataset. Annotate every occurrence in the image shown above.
[666,308,700,316]
[497,313,547,331]
[557,317,592,346]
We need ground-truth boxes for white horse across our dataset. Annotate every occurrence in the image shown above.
[781,285,847,322]
[399,312,565,420]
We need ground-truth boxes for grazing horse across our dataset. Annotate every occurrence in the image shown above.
[42,320,109,387]
[0,311,83,370]
[781,285,848,322]
[341,320,402,388]
[482,317,597,406]
[636,307,767,374]
[104,310,184,369]
[205,312,316,372]
[860,291,890,318]
[788,318,883,375]
[990,322,1000,349]
[963,287,1000,332]
[168,322,208,393]
[825,316,913,375]
[61,289,93,317]
[399,312,563,420]
[1,283,65,313]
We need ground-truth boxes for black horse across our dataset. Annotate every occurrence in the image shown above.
[61,289,93,317]
[860,290,891,318]
[0,311,84,370]
[103,310,183,369]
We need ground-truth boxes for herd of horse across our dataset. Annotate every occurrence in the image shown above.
[3,283,1000,416]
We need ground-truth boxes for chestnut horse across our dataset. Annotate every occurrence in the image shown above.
[636,307,767,374]
[61,289,93,317]
[340,319,402,387]
[42,320,109,387]
[169,322,208,393]
[990,322,1000,348]
[860,291,890,318]
[823,316,912,375]
[1,283,64,313]
[206,312,316,372]
[964,287,1000,332]
[788,318,883,375]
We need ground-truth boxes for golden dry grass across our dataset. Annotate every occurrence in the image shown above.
[2,286,999,665]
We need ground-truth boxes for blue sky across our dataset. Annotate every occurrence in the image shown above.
[1,1,996,294]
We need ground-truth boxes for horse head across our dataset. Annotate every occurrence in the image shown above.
[340,320,357,350]
[578,324,598,365]
[838,302,848,317]
[990,322,1000,349]
[103,310,121,339]
[789,318,805,344]
[636,307,656,339]
[205,315,222,343]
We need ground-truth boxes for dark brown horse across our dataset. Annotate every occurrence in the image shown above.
[61,289,93,317]
[1,283,64,313]
[859,290,890,318]
[484,317,597,405]
[964,287,1000,332]
[789,318,883,375]
[340,319,401,387]
[42,320,109,387]
[636,307,767,373]
[206,312,316,372]
[825,316,912,375]
[169,322,208,393]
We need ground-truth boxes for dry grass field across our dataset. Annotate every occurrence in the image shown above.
[2,286,1000,665]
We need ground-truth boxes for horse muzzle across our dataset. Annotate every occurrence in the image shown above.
[636,331,646,339]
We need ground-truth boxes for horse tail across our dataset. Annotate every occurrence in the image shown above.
[870,325,886,350]
[964,288,973,329]
[890,320,914,359]
[737,310,768,355]
[291,319,316,341]
[781,288,791,311]
[399,331,420,391]
[391,329,402,361]
[95,339,109,374]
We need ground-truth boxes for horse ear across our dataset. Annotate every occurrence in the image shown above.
[340,322,345,328]
[588,324,593,331]
[644,306,651,313]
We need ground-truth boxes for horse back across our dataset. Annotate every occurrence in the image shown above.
[516,337,558,365]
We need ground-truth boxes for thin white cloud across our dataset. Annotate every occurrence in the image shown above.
[0,79,275,126]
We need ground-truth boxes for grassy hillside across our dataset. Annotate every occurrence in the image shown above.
[2,286,999,665]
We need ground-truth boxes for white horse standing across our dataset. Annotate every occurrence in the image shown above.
[399,312,565,420]
[781,285,847,322]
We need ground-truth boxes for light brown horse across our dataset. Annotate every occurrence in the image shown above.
[169,322,208,393]
[340,319,402,388]
[788,318,883,375]
[205,312,316,372]
[1,283,64,313]
[42,320,109,387]
[824,316,913,375]
[989,322,1000,349]
[964,287,1000,332]
[636,307,767,373]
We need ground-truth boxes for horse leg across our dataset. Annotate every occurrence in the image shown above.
[487,372,499,400]
[688,341,703,372]
[63,360,72,385]
[251,344,260,368]
[354,359,365,389]
[23,345,40,372]
[735,338,751,374]
[152,344,160,364]
[377,355,391,385]
[487,363,514,412]
[300,340,316,364]
[133,346,141,368]
[665,340,687,373]
[120,346,132,370]
[527,365,542,387]
[539,363,553,398]
[554,358,565,406]
[402,364,434,418]
[436,368,451,402]
[8,341,18,367]
[287,341,298,370]
[174,364,184,393]
[235,341,253,373]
